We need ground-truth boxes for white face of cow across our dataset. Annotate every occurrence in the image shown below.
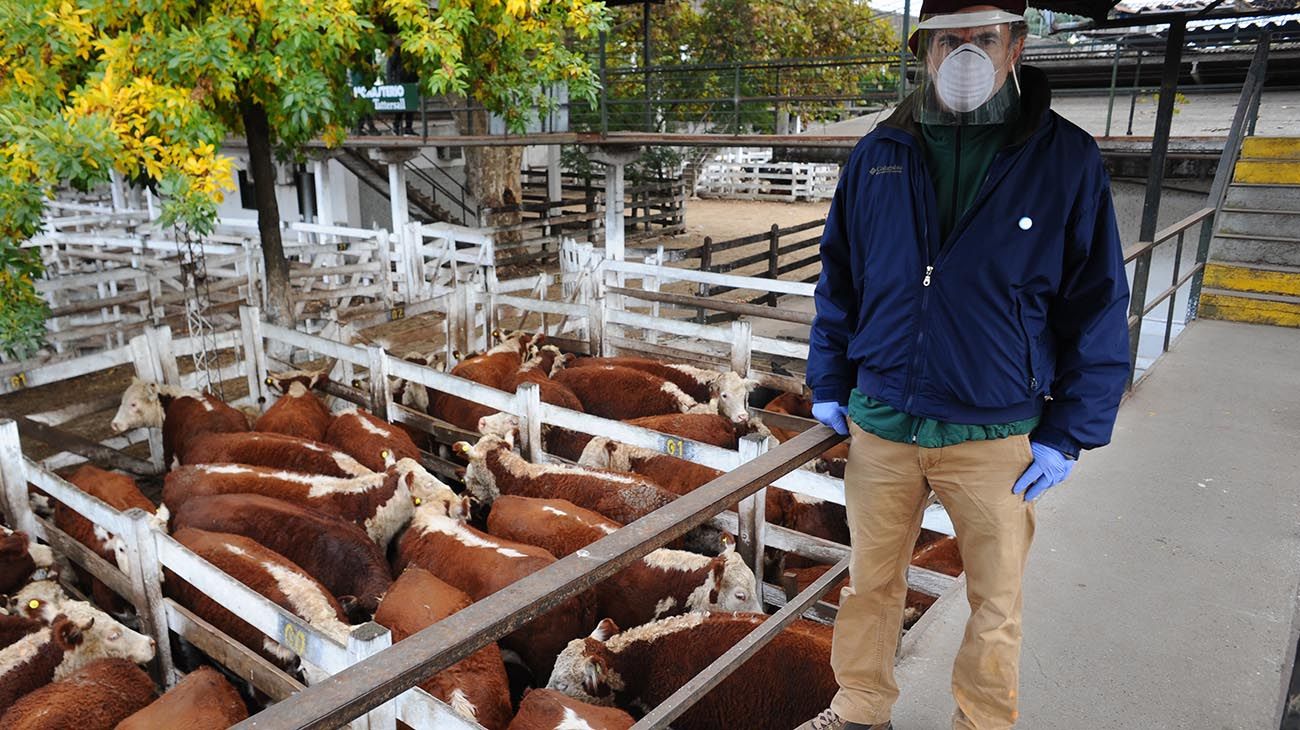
[455,435,511,505]
[711,372,757,425]
[548,622,623,706]
[9,579,69,622]
[59,600,157,666]
[714,550,762,613]
[111,378,164,433]
[476,413,519,441]
[397,459,468,521]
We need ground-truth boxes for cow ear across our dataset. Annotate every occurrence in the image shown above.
[719,531,736,555]
[590,618,620,641]
[55,617,84,648]
[708,560,726,604]
[452,441,468,456]
[381,449,395,468]
[339,596,368,624]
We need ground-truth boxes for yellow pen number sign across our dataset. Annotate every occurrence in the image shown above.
[389,304,406,321]
[659,436,693,460]
[8,372,27,390]
[280,620,309,658]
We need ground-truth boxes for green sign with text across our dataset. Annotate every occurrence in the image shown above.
[352,82,420,112]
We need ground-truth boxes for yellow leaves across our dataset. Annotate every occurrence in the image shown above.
[505,0,527,17]
[12,67,38,91]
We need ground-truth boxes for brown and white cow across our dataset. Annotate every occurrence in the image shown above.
[110,378,250,466]
[394,503,595,681]
[181,431,372,478]
[762,392,849,477]
[116,665,248,730]
[0,600,156,708]
[554,366,756,425]
[162,458,460,548]
[0,528,55,595]
[430,333,537,431]
[55,465,166,618]
[256,370,333,442]
[578,439,723,498]
[5,579,67,623]
[549,614,835,730]
[508,687,635,730]
[456,435,676,526]
[1,656,157,730]
[173,494,393,621]
[0,614,43,651]
[568,357,753,411]
[324,406,423,472]
[374,568,512,730]
[166,527,351,670]
[476,411,744,464]
[485,495,619,559]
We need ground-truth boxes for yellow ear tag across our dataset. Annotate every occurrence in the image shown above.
[265,377,273,385]
[28,599,40,609]
[413,497,422,506]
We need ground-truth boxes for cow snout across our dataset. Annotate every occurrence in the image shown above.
[110,418,127,434]
[734,411,750,423]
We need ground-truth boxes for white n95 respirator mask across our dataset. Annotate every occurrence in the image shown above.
[935,43,997,113]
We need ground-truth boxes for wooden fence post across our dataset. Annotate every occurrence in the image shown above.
[767,224,780,307]
[346,623,397,730]
[516,382,544,463]
[730,320,752,377]
[126,508,177,687]
[588,296,606,357]
[0,419,35,536]
[129,333,166,469]
[147,326,181,386]
[736,434,768,587]
[366,346,392,421]
[698,236,713,324]
[240,306,268,408]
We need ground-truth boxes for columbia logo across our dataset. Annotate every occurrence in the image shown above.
[869,165,903,175]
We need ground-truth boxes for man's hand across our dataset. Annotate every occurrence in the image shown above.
[1012,442,1075,502]
[811,401,850,436]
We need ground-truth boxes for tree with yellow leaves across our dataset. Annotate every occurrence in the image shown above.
[1,0,607,353]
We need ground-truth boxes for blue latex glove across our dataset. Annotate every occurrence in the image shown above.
[1012,442,1075,502]
[811,401,850,437]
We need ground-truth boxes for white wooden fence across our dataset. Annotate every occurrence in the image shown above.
[696,149,838,202]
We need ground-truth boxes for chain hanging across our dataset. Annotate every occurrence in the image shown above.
[178,225,226,400]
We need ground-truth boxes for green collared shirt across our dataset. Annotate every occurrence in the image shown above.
[848,389,1039,448]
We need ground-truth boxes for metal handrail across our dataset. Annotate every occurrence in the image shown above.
[232,427,844,729]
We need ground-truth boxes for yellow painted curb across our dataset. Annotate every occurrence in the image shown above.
[1204,263,1300,298]
[1234,160,1300,185]
[1200,293,1300,328]
[1242,137,1300,160]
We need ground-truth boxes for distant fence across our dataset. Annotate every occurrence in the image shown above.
[696,149,837,202]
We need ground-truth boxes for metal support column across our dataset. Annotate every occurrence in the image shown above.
[1104,40,1122,136]
[1129,16,1185,384]
[900,0,912,101]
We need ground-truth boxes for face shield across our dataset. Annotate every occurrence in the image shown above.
[912,9,1027,126]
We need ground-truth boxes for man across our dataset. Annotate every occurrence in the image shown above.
[796,2,1131,729]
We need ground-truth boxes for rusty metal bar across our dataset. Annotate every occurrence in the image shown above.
[631,555,852,729]
[234,426,845,730]
[1121,207,1215,264]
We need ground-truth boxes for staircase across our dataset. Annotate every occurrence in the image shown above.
[337,149,454,224]
[1201,137,1300,328]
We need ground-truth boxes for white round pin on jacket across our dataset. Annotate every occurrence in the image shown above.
[1019,217,1033,230]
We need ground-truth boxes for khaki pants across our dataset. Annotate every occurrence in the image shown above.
[829,422,1036,729]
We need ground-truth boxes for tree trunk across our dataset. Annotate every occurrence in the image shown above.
[460,104,523,243]
[239,94,295,327]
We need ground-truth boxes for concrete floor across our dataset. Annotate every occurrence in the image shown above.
[889,319,1300,729]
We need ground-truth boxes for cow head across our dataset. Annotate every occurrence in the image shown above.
[111,378,164,433]
[456,435,512,505]
[706,533,762,613]
[548,620,624,705]
[264,369,330,394]
[393,459,466,521]
[59,599,157,665]
[9,579,69,622]
[710,371,759,425]
[476,413,520,446]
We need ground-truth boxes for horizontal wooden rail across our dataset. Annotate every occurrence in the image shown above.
[234,426,844,730]
[1122,207,1214,264]
[608,286,814,325]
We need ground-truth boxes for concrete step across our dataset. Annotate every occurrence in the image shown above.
[1224,183,1300,212]
[1241,136,1300,160]
[1216,207,1300,238]
[1203,261,1300,298]
[1234,158,1300,185]
[1210,232,1300,267]
[1199,287,1300,327]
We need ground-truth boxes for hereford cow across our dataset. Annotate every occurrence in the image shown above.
[116,665,248,730]
[508,687,635,730]
[255,371,333,442]
[0,601,156,709]
[324,406,422,472]
[568,357,754,410]
[1,657,156,730]
[5,579,67,623]
[111,378,250,466]
[500,347,585,413]
[456,435,676,526]
[374,568,512,730]
[166,528,351,671]
[555,366,756,426]
[431,333,536,431]
[173,494,393,621]
[912,533,963,577]
[394,503,595,680]
[181,431,371,478]
[162,457,460,548]
[485,497,760,629]
[476,411,744,463]
[56,465,166,617]
[578,439,723,497]
[549,614,835,730]
[0,613,43,650]
[0,528,55,594]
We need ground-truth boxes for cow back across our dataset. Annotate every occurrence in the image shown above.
[508,688,635,730]
[255,385,332,442]
[0,657,155,730]
[116,666,247,730]
[180,431,370,478]
[486,495,619,559]
[164,394,250,465]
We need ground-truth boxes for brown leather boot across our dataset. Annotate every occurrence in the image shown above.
[793,708,893,730]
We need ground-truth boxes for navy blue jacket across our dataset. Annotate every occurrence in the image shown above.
[807,68,1130,458]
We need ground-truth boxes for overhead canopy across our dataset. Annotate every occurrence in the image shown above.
[1041,0,1300,24]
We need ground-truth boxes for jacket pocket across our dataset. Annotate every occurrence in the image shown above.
[1015,298,1040,394]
